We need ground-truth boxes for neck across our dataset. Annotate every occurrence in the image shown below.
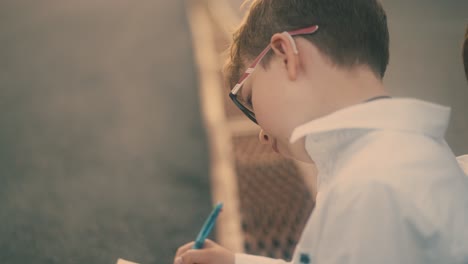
[310,66,389,119]
[288,66,390,163]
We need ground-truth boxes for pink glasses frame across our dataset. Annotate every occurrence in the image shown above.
[229,25,319,124]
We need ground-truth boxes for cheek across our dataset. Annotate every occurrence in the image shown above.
[251,71,290,136]
[254,92,288,131]
[254,102,291,145]
[253,94,277,131]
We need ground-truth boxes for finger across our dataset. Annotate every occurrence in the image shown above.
[180,249,212,264]
[202,239,216,248]
[175,241,195,258]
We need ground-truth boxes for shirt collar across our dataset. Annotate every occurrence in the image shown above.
[290,98,450,144]
[289,98,451,189]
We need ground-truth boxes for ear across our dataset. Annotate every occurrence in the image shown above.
[270,32,300,81]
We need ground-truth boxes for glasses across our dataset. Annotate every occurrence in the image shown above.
[229,25,319,124]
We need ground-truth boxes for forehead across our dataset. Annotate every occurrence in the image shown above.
[238,55,267,82]
[231,45,273,92]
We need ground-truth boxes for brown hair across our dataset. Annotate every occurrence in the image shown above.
[463,25,468,80]
[224,0,390,89]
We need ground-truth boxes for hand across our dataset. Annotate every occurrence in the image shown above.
[174,239,235,264]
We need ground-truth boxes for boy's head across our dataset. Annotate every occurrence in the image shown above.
[225,0,390,161]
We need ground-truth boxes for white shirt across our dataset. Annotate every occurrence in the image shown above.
[236,98,468,264]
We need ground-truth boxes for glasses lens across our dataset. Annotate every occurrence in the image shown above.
[236,87,254,113]
[230,92,257,124]
[237,98,254,113]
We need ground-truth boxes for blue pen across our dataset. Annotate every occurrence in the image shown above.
[192,202,224,249]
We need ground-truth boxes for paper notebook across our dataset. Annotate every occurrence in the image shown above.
[116,258,139,264]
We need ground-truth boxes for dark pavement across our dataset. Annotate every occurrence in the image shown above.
[0,1,211,263]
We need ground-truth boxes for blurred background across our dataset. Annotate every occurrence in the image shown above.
[0,1,211,263]
[0,0,467,264]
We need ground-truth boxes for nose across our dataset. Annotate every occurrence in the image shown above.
[259,129,270,145]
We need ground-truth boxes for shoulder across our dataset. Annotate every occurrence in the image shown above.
[457,155,468,175]
[324,178,402,215]
[338,130,462,184]
[350,130,448,165]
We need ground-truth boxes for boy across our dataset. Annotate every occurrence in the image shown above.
[175,0,468,263]
[463,26,468,81]
[457,26,468,170]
